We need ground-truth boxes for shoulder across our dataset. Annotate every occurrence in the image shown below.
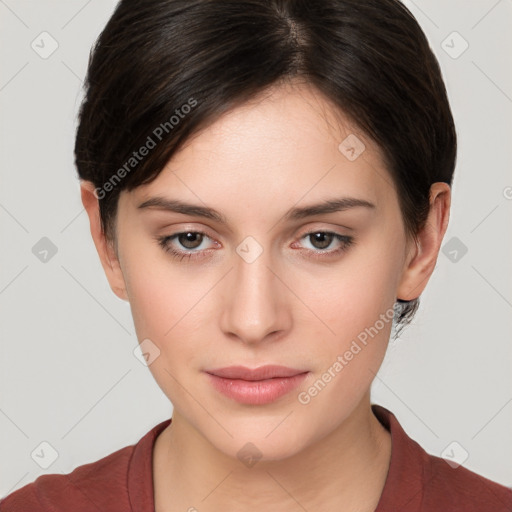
[423,451,512,511]
[0,444,135,512]
[372,404,512,512]
[0,417,172,512]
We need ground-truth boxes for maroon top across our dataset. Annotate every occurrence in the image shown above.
[2,405,511,511]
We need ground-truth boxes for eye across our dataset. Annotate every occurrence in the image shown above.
[156,229,355,263]
[294,231,354,259]
[156,231,216,261]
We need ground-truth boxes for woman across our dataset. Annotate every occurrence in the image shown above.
[2,0,511,510]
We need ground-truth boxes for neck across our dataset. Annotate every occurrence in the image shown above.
[153,393,391,512]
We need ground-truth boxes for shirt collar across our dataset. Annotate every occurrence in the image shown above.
[128,417,171,512]
[373,404,426,511]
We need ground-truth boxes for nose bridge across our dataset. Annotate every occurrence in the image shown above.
[221,236,288,343]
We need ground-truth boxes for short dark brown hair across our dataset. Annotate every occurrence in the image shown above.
[74,0,457,330]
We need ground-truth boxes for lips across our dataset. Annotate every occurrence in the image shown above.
[205,365,306,380]
[204,365,309,405]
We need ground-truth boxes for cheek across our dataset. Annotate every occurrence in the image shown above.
[123,256,212,399]
[121,237,199,334]
[292,228,405,392]
[122,247,219,372]
[292,254,400,427]
[302,241,402,341]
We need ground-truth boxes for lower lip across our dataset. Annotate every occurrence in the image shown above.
[206,372,309,405]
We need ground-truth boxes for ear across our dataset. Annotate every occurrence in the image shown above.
[397,182,451,301]
[80,181,129,302]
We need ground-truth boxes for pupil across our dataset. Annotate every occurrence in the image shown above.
[312,232,332,249]
[180,232,202,249]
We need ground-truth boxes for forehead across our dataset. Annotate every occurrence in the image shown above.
[122,82,397,218]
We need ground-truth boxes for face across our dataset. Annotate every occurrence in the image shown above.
[108,82,414,460]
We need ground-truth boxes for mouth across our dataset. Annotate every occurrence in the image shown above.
[204,365,309,405]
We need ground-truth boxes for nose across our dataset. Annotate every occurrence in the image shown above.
[219,243,291,345]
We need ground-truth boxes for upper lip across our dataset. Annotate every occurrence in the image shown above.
[205,365,307,381]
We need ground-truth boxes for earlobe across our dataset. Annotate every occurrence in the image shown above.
[397,182,451,301]
[80,181,129,302]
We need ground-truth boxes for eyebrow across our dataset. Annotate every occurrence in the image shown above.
[137,196,375,223]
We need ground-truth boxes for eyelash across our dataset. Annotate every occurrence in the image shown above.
[156,230,355,262]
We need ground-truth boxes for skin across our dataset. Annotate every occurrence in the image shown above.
[81,80,450,512]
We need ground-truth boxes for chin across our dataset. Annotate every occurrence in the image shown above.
[225,438,307,466]
[205,418,315,465]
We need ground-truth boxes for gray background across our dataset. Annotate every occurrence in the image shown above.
[1,0,511,497]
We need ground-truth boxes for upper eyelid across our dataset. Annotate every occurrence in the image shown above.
[162,221,353,237]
